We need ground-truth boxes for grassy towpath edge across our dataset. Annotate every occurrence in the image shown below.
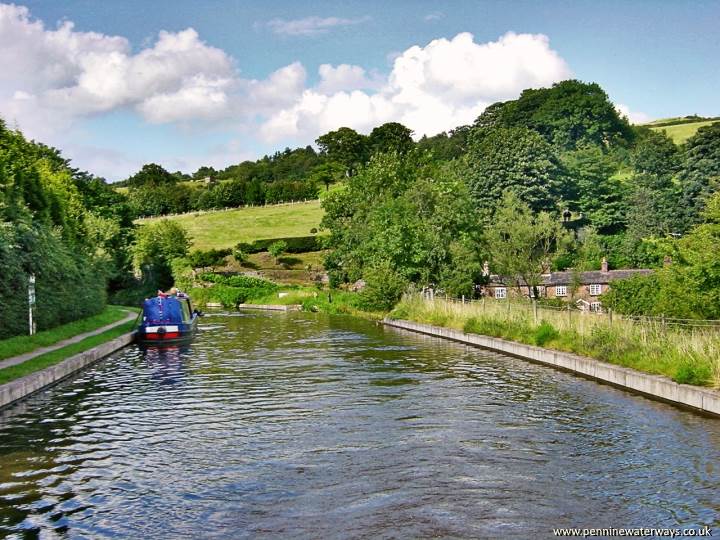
[0,306,133,361]
[0,319,137,386]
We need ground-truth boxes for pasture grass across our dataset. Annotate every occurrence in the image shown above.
[390,296,720,388]
[137,200,325,250]
[0,306,132,361]
[650,120,718,144]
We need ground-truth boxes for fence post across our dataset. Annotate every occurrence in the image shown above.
[567,303,572,328]
[28,273,36,335]
[533,299,538,325]
[608,308,613,325]
[462,294,465,304]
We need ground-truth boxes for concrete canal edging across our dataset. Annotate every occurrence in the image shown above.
[383,318,720,417]
[237,304,302,311]
[0,331,136,411]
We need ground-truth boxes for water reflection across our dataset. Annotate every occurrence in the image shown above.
[0,311,719,538]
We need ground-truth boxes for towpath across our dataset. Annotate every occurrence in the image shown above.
[0,311,137,370]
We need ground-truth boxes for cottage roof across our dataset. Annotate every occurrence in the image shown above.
[489,268,652,287]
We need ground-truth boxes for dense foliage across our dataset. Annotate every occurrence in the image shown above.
[0,120,134,338]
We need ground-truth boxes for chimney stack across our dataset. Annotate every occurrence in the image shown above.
[601,257,609,273]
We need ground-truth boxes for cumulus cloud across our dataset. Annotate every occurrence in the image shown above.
[0,4,576,179]
[259,31,572,142]
[615,103,652,124]
[264,16,370,37]
[0,4,236,133]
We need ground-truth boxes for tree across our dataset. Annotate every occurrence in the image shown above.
[631,128,680,177]
[465,126,566,213]
[561,145,625,233]
[679,122,720,230]
[309,161,345,191]
[485,192,571,297]
[316,127,369,176]
[132,220,191,290]
[125,163,177,188]
[368,122,414,156]
[472,80,634,150]
[268,240,288,263]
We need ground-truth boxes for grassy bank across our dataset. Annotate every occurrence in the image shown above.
[391,296,720,388]
[0,306,131,361]
[137,200,324,250]
[649,119,718,144]
[0,320,136,385]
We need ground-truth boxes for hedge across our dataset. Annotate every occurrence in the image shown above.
[235,235,328,254]
[0,222,107,339]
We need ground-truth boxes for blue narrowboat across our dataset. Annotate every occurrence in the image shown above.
[137,293,200,344]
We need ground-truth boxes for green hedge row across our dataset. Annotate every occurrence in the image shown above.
[235,235,327,254]
[0,222,107,339]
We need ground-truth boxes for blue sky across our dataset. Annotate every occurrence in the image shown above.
[1,1,718,180]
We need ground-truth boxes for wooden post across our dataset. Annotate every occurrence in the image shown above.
[608,308,613,325]
[533,299,538,325]
[462,294,465,304]
[567,303,572,328]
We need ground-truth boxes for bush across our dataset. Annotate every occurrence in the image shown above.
[358,263,408,311]
[195,273,279,307]
[534,321,559,346]
[235,235,324,254]
[268,240,288,261]
[187,248,231,268]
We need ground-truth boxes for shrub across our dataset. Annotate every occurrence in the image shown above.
[187,248,231,268]
[235,235,323,254]
[268,240,288,261]
[358,263,408,311]
[534,321,560,346]
[232,247,247,263]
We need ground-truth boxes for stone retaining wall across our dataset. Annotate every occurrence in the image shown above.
[383,318,720,417]
[0,332,136,410]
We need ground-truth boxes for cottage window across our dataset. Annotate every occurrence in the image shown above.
[589,284,602,296]
[494,287,507,299]
[590,302,602,312]
[555,286,567,297]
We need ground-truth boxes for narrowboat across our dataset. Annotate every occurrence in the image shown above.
[137,292,200,344]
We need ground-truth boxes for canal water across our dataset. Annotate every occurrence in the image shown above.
[1,311,719,538]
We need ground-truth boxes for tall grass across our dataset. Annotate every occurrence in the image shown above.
[391,296,720,388]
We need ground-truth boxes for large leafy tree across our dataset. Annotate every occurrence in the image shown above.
[485,192,571,297]
[368,122,414,156]
[126,163,177,188]
[561,145,626,233]
[316,127,368,177]
[679,122,720,230]
[132,219,191,290]
[465,126,567,213]
[321,152,481,295]
[473,80,634,151]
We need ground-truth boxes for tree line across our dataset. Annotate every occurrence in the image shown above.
[320,80,720,316]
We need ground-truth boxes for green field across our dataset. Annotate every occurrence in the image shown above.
[650,120,718,144]
[137,200,325,250]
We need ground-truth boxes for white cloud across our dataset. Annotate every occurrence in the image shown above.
[316,64,383,94]
[264,16,370,37]
[615,103,652,124]
[260,31,572,142]
[0,4,576,179]
[0,4,236,133]
[424,12,444,21]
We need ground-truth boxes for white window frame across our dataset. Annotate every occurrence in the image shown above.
[555,285,567,297]
[589,284,602,296]
[494,287,507,299]
[590,302,602,312]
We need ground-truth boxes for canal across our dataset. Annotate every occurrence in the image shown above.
[1,311,719,538]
